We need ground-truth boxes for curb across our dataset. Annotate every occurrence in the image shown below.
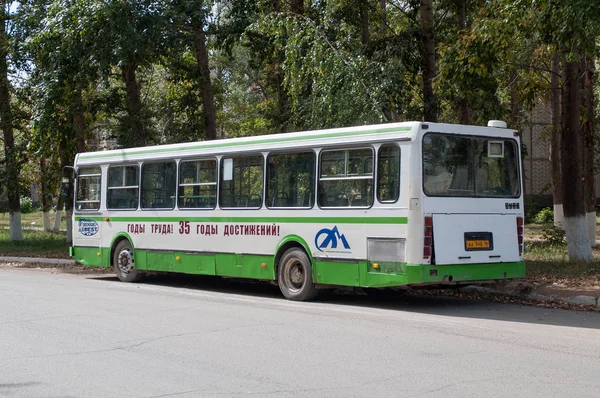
[0,256,75,265]
[461,285,600,308]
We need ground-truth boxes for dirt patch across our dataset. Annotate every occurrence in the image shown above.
[0,260,113,275]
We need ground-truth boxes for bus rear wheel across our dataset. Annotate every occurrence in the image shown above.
[113,240,142,282]
[278,248,318,301]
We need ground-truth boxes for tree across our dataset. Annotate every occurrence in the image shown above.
[420,0,437,121]
[550,53,562,227]
[0,0,22,241]
[582,55,596,246]
[543,0,600,260]
[167,0,218,140]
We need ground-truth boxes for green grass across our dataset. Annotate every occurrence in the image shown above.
[0,211,67,230]
[524,222,600,285]
[0,229,70,259]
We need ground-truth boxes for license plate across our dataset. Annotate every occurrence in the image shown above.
[466,240,490,249]
[464,232,494,251]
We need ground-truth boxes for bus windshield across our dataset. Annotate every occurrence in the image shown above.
[422,133,520,198]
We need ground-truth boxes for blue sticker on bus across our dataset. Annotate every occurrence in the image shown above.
[315,226,350,252]
[78,219,99,236]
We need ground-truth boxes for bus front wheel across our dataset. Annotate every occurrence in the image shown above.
[113,240,142,282]
[277,248,318,301]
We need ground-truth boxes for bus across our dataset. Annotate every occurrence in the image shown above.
[70,121,525,300]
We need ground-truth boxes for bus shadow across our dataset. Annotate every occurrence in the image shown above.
[90,273,600,330]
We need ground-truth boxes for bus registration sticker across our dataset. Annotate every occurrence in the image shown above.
[464,232,493,251]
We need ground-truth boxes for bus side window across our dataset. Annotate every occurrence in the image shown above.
[107,165,139,210]
[220,154,264,209]
[319,148,373,208]
[178,159,217,210]
[76,167,101,211]
[141,161,177,210]
[377,144,400,203]
[266,151,315,208]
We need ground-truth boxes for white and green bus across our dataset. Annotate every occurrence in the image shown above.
[70,121,525,300]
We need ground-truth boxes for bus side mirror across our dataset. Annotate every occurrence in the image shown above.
[60,166,76,199]
[60,177,72,199]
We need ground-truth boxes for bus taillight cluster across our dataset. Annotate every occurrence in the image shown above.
[424,216,433,260]
[517,217,524,256]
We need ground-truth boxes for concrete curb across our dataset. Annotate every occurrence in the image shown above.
[0,256,75,265]
[461,285,600,307]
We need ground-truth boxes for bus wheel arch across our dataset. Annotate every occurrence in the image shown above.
[111,236,143,282]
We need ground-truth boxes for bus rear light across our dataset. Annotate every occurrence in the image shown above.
[424,216,433,260]
[423,246,432,258]
[517,216,524,256]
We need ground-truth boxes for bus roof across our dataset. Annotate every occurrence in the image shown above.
[76,121,516,166]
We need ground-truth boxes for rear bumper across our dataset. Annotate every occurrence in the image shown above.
[405,261,525,286]
[363,261,525,288]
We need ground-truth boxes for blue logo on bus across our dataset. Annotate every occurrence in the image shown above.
[78,219,99,236]
[315,226,350,252]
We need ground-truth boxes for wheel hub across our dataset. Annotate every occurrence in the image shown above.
[290,265,303,284]
[117,249,134,274]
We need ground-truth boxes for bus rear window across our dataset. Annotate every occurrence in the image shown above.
[422,133,520,198]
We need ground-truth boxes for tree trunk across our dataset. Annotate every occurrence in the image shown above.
[560,47,591,261]
[73,87,87,153]
[271,0,290,133]
[359,2,370,48]
[455,0,470,124]
[53,195,64,232]
[121,63,146,147]
[550,53,563,227]
[59,143,74,244]
[192,20,217,141]
[508,70,521,129]
[290,0,303,14]
[40,157,52,231]
[583,55,596,247]
[0,2,22,241]
[420,0,437,122]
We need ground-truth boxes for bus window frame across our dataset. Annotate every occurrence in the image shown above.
[421,132,522,199]
[75,166,102,212]
[317,145,375,210]
[376,143,401,204]
[266,149,317,210]
[219,152,265,210]
[140,160,178,211]
[106,163,141,211]
[177,157,218,211]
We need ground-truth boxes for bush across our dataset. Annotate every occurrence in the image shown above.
[524,197,538,224]
[534,207,554,224]
[20,196,33,214]
[541,225,566,246]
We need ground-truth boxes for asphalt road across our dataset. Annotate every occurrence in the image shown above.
[1,267,600,398]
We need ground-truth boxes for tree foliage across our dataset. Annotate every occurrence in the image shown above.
[0,0,597,261]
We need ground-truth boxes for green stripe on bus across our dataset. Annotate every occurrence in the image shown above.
[79,126,412,160]
[74,216,408,224]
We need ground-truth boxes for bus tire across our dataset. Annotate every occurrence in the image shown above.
[277,248,318,301]
[113,240,142,282]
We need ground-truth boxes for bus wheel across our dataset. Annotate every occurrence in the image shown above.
[113,240,142,282]
[278,248,318,301]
